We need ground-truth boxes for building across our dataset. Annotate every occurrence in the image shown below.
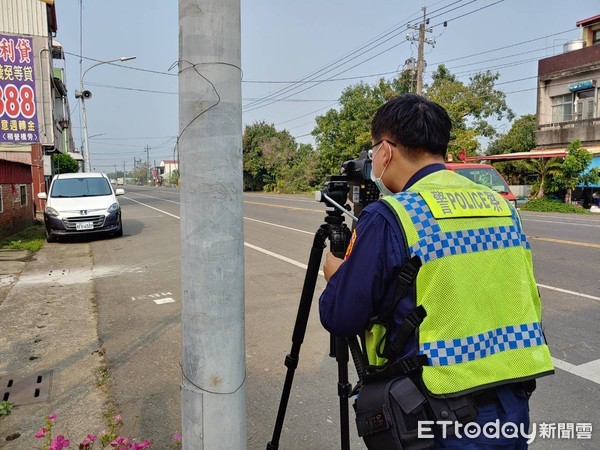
[535,13,600,185]
[0,0,76,238]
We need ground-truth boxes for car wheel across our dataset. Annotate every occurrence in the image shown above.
[114,217,123,237]
[46,229,57,243]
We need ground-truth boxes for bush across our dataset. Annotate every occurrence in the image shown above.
[521,198,591,214]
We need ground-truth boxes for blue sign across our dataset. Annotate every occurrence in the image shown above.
[568,80,595,92]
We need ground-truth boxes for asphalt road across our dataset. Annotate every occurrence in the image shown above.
[89,184,600,449]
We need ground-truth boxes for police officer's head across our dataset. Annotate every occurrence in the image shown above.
[371,94,451,159]
[370,94,452,192]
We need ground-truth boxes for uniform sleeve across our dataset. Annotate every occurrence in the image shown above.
[319,206,403,336]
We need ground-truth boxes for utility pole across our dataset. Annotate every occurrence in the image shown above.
[407,7,435,95]
[179,0,245,448]
[145,145,151,185]
[123,161,126,181]
[114,163,117,179]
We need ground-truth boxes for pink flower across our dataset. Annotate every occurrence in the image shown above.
[49,435,70,450]
[48,413,57,422]
[82,434,98,446]
[114,414,123,424]
[34,427,47,438]
[132,440,153,450]
[110,436,131,449]
[171,433,182,442]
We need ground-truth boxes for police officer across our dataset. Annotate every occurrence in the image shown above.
[319,94,554,448]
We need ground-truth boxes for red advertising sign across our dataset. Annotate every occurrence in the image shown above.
[0,34,39,144]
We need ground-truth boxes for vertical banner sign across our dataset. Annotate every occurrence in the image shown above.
[0,34,39,144]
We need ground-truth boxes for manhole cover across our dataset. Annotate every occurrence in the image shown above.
[0,371,53,406]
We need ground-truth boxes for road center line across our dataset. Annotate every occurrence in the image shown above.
[125,197,596,303]
[530,236,600,249]
[244,200,323,213]
[522,218,600,228]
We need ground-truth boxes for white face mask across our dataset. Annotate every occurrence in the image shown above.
[370,143,393,196]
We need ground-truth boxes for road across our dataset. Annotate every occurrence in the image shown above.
[89,184,599,449]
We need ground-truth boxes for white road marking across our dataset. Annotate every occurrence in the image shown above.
[244,217,313,235]
[522,218,600,228]
[244,242,325,277]
[538,284,600,302]
[154,297,176,305]
[552,357,600,385]
[124,198,597,303]
[124,197,181,219]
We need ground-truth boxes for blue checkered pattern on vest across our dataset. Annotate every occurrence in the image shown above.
[389,191,530,264]
[420,322,544,366]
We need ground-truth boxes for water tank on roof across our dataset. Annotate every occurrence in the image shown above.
[564,40,585,53]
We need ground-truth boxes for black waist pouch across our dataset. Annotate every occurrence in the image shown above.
[354,377,434,450]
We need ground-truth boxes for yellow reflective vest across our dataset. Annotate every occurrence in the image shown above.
[369,169,554,396]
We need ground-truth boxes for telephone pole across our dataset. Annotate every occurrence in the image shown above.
[407,6,435,95]
[179,0,245,448]
[145,145,151,185]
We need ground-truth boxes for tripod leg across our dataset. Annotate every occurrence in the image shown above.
[267,227,328,450]
[335,336,352,450]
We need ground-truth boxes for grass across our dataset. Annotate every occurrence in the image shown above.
[520,198,592,214]
[0,222,46,252]
[0,401,14,417]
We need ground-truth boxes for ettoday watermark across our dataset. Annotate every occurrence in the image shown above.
[418,420,593,444]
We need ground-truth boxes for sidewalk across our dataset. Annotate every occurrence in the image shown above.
[0,243,105,449]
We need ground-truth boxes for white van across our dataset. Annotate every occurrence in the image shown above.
[38,172,124,242]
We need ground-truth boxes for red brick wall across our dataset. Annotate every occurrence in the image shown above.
[0,183,34,241]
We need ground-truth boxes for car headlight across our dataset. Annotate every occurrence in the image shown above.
[107,202,119,213]
[45,206,59,217]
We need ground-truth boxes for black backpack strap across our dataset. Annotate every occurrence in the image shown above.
[368,255,422,330]
[380,305,427,359]
[364,354,430,383]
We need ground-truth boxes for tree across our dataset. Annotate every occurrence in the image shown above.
[132,161,149,185]
[311,66,513,184]
[312,75,413,182]
[553,140,597,204]
[52,153,79,174]
[487,114,537,184]
[522,157,562,198]
[242,121,311,192]
[426,65,514,159]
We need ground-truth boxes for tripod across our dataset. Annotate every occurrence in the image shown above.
[267,206,362,450]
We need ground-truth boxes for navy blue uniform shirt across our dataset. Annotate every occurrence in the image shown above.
[319,163,446,350]
[318,163,531,449]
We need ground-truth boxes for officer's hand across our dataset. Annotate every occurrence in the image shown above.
[323,252,344,282]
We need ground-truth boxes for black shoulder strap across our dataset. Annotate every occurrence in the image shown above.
[368,255,422,329]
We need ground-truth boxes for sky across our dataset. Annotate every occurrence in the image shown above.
[52,0,600,174]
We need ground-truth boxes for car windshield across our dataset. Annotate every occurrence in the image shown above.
[50,177,113,198]
[453,168,510,194]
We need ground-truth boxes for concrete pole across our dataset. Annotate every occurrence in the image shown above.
[416,7,426,96]
[179,1,245,449]
[81,97,91,172]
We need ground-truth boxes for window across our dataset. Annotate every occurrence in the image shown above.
[575,89,596,120]
[551,93,573,122]
[0,188,3,213]
[594,30,600,45]
[19,185,27,206]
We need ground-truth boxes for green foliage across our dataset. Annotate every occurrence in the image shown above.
[52,153,79,174]
[487,114,536,155]
[426,66,513,159]
[521,157,562,198]
[0,223,45,252]
[243,121,315,192]
[553,140,597,203]
[521,198,591,214]
[0,401,14,417]
[132,161,150,185]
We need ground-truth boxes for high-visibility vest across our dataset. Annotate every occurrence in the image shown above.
[367,170,554,396]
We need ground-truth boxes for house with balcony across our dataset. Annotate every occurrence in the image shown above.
[535,14,600,190]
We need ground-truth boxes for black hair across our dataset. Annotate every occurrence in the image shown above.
[371,94,451,158]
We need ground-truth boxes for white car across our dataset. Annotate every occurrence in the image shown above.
[38,172,124,242]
